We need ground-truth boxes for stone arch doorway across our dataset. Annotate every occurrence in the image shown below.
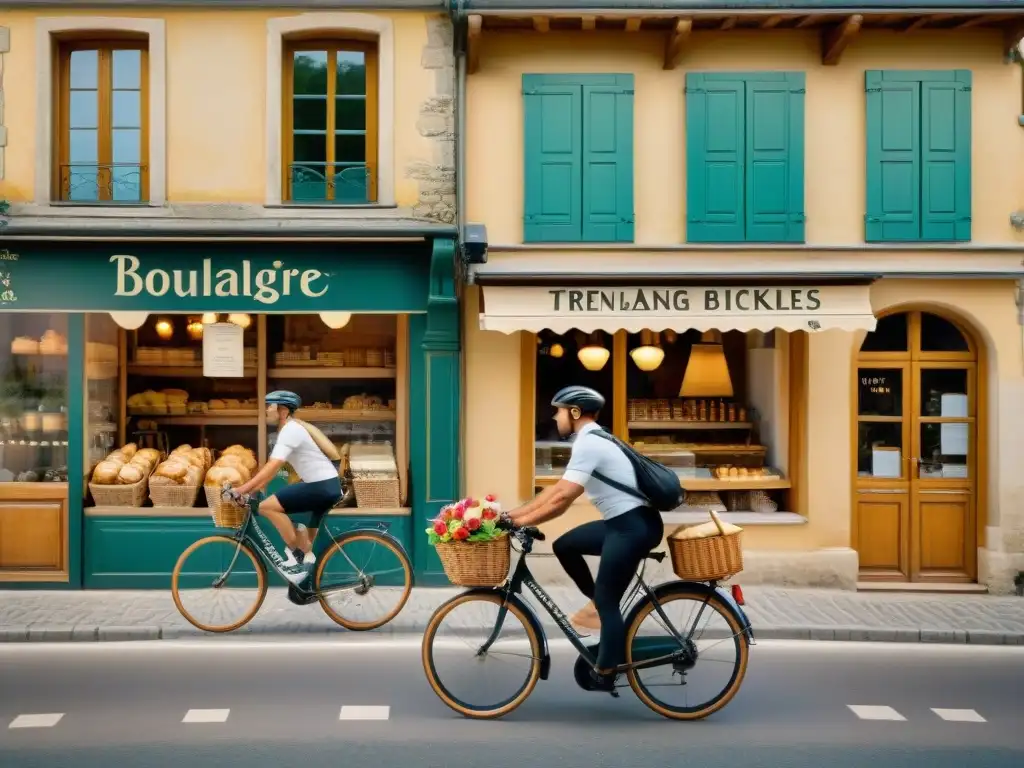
[852,309,982,584]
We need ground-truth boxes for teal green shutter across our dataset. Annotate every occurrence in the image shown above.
[745,74,805,243]
[523,76,583,242]
[581,78,634,242]
[686,74,745,243]
[920,70,971,241]
[865,71,921,242]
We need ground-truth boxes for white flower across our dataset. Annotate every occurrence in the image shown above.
[464,504,484,522]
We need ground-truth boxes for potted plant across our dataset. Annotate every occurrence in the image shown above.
[426,494,510,587]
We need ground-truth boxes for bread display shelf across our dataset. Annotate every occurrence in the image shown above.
[295,408,396,423]
[268,367,396,379]
[128,414,259,426]
[84,505,412,517]
[680,477,791,491]
[629,421,753,430]
[128,365,258,377]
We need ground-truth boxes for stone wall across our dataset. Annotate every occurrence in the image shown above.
[408,15,455,224]
[0,27,8,181]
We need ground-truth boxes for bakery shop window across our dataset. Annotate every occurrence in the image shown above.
[533,329,615,484]
[0,313,69,483]
[624,329,790,515]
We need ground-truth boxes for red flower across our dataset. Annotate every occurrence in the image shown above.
[482,509,496,520]
[453,526,470,540]
[485,494,496,502]
[433,520,448,536]
[453,507,465,520]
[464,498,476,508]
[467,517,481,531]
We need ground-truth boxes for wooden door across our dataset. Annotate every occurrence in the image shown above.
[853,311,978,583]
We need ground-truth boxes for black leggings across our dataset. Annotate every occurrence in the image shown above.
[552,506,664,671]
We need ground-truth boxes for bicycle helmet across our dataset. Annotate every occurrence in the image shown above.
[551,385,605,414]
[265,390,302,413]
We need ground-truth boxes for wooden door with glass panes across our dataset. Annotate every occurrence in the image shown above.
[854,311,977,583]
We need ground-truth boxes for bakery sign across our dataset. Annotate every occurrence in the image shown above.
[479,284,877,334]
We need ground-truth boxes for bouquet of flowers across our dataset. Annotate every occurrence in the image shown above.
[426,494,506,545]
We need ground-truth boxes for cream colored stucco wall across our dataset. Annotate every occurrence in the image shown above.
[463,280,1023,564]
[466,29,1024,245]
[0,9,440,206]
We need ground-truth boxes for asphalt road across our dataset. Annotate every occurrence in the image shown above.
[1,637,1022,768]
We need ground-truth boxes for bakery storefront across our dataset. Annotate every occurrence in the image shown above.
[0,233,460,589]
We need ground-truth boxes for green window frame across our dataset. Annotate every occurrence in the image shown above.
[865,69,972,243]
[522,73,634,243]
[685,71,806,244]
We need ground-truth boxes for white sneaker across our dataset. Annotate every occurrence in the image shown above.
[280,551,313,586]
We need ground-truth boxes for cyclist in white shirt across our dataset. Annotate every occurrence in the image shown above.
[507,385,664,692]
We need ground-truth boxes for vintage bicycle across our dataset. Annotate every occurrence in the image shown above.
[171,485,412,633]
[421,520,754,720]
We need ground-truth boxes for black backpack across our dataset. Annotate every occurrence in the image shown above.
[586,429,683,512]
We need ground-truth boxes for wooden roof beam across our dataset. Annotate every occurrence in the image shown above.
[625,17,642,32]
[720,17,737,31]
[796,15,822,29]
[664,18,693,70]
[581,15,596,31]
[761,15,784,29]
[904,13,954,32]
[822,14,862,66]
[467,14,481,75]
[532,17,549,33]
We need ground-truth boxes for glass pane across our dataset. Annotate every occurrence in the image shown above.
[290,164,328,202]
[332,165,369,204]
[335,97,366,131]
[112,91,141,129]
[0,314,70,482]
[85,314,120,470]
[69,90,98,129]
[335,133,366,163]
[857,422,903,478]
[293,97,327,131]
[69,129,98,163]
[111,49,141,90]
[112,128,140,165]
[111,162,143,203]
[920,312,970,353]
[858,368,902,417]
[69,49,98,89]
[920,368,969,417]
[860,313,908,353]
[918,422,970,480]
[293,133,327,163]
[65,162,100,202]
[293,51,328,95]
[336,51,367,95]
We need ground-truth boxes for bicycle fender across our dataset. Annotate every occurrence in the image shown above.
[627,581,754,645]
[460,588,552,681]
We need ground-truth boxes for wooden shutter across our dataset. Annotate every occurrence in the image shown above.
[523,76,583,242]
[745,74,805,243]
[686,73,746,243]
[865,70,922,242]
[920,70,971,242]
[581,77,634,242]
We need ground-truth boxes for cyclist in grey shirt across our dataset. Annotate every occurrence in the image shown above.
[507,385,664,693]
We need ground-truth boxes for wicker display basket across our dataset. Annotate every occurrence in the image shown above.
[89,477,149,507]
[353,476,400,508]
[667,514,743,582]
[203,485,248,529]
[149,481,200,508]
[435,535,511,587]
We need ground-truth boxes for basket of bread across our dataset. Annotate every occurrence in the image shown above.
[203,445,258,529]
[667,510,744,582]
[349,443,400,509]
[89,443,162,507]
[148,444,211,507]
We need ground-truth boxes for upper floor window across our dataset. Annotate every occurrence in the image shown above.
[284,40,378,204]
[685,72,805,244]
[55,40,148,204]
[864,70,971,243]
[522,74,635,243]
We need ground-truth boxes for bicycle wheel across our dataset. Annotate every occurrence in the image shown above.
[315,530,413,631]
[422,592,543,719]
[171,536,268,633]
[624,583,749,720]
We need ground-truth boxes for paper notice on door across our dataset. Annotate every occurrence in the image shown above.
[940,422,969,457]
[871,447,902,478]
[202,322,244,378]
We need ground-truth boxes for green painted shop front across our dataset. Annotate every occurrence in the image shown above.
[0,236,459,589]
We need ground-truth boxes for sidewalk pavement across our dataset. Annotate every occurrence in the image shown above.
[2,585,1023,645]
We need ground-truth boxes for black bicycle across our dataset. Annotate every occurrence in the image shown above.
[421,520,754,720]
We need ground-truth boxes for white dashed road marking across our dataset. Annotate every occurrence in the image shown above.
[182,709,230,724]
[339,705,390,721]
[9,714,64,729]
[932,708,987,723]
[847,705,907,721]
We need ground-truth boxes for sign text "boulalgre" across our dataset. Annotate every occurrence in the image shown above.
[112,255,329,305]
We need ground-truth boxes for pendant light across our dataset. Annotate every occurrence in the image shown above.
[577,332,610,371]
[630,330,665,372]
[227,313,251,329]
[108,312,148,330]
[549,342,564,358]
[154,317,174,340]
[320,312,352,330]
[679,330,734,398]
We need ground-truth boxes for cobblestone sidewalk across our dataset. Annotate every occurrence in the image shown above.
[2,586,1023,645]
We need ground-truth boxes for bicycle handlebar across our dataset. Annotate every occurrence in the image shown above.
[496,518,546,542]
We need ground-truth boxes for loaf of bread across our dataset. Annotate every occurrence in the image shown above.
[91,444,155,484]
[205,464,244,488]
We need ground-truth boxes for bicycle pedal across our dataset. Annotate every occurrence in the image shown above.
[608,689,620,699]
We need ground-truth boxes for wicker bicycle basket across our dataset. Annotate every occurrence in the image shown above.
[435,535,511,587]
[668,514,744,582]
[203,485,248,530]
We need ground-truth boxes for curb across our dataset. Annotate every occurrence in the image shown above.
[1,624,1022,645]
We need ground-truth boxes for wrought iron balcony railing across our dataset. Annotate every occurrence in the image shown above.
[288,163,372,204]
[58,163,147,204]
